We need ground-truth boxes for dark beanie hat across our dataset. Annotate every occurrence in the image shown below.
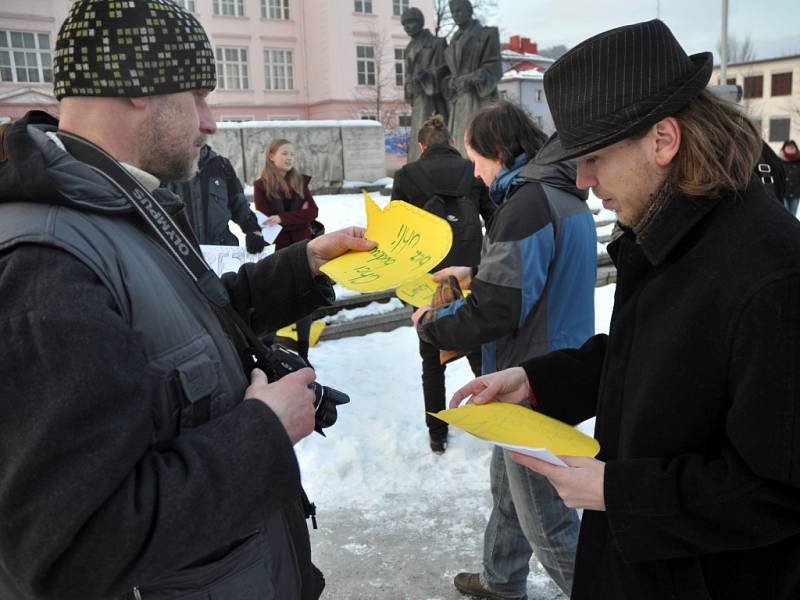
[53,0,216,100]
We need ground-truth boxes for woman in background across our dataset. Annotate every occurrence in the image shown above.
[779,139,800,216]
[254,139,319,364]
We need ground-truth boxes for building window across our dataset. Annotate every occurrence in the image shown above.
[726,77,736,85]
[743,75,763,99]
[356,45,376,85]
[215,47,249,89]
[751,118,762,135]
[394,48,405,86]
[354,0,373,14]
[398,114,412,127]
[771,72,792,97]
[262,0,290,19]
[221,115,254,122]
[499,89,508,100]
[264,49,294,90]
[270,115,299,121]
[361,114,378,121]
[393,0,410,16]
[214,0,244,16]
[769,117,791,143]
[0,30,52,83]
[171,0,196,11]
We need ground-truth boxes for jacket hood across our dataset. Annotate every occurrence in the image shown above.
[197,144,219,171]
[519,159,588,201]
[0,110,182,215]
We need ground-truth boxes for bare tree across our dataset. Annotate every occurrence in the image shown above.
[352,27,406,129]
[538,44,568,59]
[717,34,757,65]
[433,0,498,39]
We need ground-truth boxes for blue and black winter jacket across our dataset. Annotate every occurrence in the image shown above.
[419,159,597,374]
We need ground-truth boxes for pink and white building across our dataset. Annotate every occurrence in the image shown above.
[1,0,434,125]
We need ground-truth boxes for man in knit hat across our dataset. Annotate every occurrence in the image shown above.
[449,19,800,600]
[0,1,372,598]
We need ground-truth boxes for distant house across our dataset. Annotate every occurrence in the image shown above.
[711,54,800,151]
[498,36,555,134]
[0,0,433,128]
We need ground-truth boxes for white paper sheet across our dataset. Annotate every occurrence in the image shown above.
[260,222,282,244]
[200,245,271,276]
[494,442,568,467]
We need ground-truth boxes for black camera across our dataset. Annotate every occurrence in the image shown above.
[252,343,350,435]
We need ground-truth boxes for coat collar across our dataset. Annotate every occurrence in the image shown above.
[609,190,722,267]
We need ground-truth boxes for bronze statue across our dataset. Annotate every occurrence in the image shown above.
[402,7,449,162]
[442,0,501,155]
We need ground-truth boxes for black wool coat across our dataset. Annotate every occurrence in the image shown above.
[523,181,800,600]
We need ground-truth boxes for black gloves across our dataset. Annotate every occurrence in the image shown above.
[245,231,267,254]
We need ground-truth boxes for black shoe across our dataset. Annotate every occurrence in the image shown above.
[453,572,526,600]
[430,437,447,454]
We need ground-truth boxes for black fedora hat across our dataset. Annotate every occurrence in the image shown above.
[535,19,712,165]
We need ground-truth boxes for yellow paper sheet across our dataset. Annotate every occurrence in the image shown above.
[275,320,326,347]
[320,193,453,293]
[396,273,471,308]
[432,403,600,457]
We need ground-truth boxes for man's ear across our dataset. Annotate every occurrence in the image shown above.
[653,117,681,167]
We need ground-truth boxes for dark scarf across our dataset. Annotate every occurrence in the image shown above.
[632,179,679,242]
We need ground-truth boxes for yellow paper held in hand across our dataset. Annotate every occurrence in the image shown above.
[320,193,453,293]
[276,320,326,347]
[396,273,472,308]
[395,273,438,307]
[433,403,600,457]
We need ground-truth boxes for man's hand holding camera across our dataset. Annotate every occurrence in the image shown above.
[246,367,317,444]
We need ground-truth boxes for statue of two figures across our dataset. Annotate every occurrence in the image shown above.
[402,0,502,161]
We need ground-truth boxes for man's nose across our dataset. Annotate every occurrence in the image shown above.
[198,98,217,135]
[575,162,595,190]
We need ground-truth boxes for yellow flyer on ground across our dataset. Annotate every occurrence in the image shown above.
[320,193,453,293]
[276,320,326,347]
[432,403,600,464]
[396,273,471,308]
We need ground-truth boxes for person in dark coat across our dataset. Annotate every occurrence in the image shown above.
[450,20,800,600]
[779,139,800,215]
[0,2,374,598]
[253,139,321,363]
[164,144,267,253]
[392,114,494,453]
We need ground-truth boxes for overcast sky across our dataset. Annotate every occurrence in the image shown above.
[494,0,800,62]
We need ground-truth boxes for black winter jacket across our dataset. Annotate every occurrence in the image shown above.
[391,143,495,268]
[0,112,330,599]
[522,181,800,600]
[164,145,260,246]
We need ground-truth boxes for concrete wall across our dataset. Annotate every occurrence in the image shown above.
[209,119,385,190]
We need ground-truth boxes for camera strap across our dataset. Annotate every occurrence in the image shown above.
[55,131,275,366]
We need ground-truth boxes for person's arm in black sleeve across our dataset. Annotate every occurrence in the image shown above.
[221,241,334,335]
[520,333,607,425]
[0,246,301,598]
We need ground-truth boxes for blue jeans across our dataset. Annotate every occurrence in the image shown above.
[481,446,579,597]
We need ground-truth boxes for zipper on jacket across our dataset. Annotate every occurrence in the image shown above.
[133,586,142,600]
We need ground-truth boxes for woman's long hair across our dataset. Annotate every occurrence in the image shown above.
[464,101,547,168]
[671,90,761,197]
[260,139,303,196]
